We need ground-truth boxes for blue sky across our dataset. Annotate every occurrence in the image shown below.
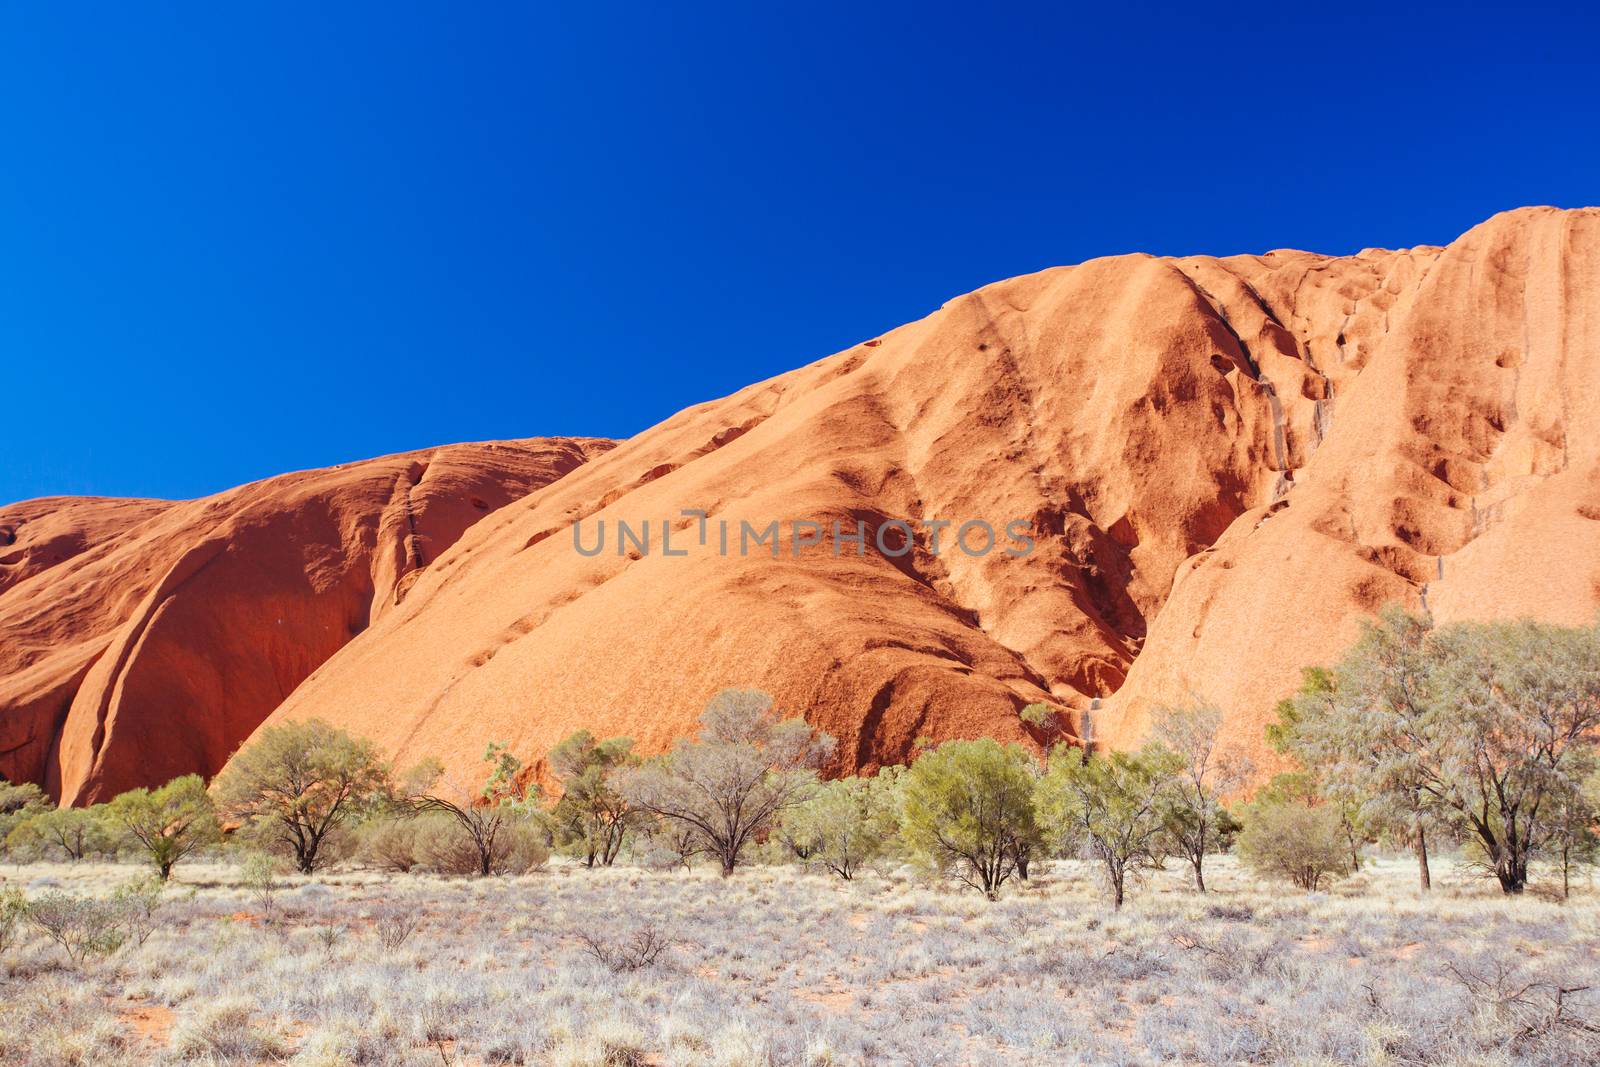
[4,2,1597,503]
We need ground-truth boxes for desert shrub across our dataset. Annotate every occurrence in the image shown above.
[1149,699,1252,892]
[578,924,674,973]
[0,887,26,955]
[502,819,551,873]
[898,738,1040,900]
[0,780,50,857]
[5,805,117,862]
[408,742,547,876]
[111,875,166,946]
[373,904,422,950]
[215,718,392,874]
[1272,608,1600,894]
[1038,745,1178,909]
[1237,800,1354,891]
[776,768,902,879]
[27,891,129,964]
[420,811,547,875]
[170,996,285,1060]
[631,814,702,871]
[354,815,429,871]
[105,774,219,880]
[617,689,833,877]
[239,851,283,921]
[548,729,640,868]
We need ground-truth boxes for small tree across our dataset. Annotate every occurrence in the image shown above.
[899,739,1040,900]
[1276,609,1600,895]
[777,768,902,880]
[6,806,116,861]
[1429,619,1600,893]
[633,813,702,871]
[1150,699,1252,893]
[106,775,219,881]
[547,730,638,868]
[408,743,544,876]
[0,780,50,856]
[215,719,392,874]
[27,892,128,964]
[1038,746,1176,909]
[1272,610,1443,891]
[1237,796,1354,891]
[0,887,26,955]
[617,689,833,877]
[1539,767,1599,900]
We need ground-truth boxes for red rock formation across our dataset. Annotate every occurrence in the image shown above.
[0,438,612,803]
[11,207,1597,799]
[240,208,1599,785]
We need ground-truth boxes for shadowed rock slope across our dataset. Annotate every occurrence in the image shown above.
[244,208,1600,785]
[0,438,613,803]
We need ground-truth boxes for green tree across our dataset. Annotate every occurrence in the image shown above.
[407,742,544,876]
[1150,699,1251,893]
[1539,766,1599,900]
[1429,619,1600,893]
[0,780,50,855]
[1272,608,1442,890]
[617,689,834,877]
[6,805,116,861]
[898,739,1040,900]
[214,719,393,874]
[1236,793,1354,891]
[1038,746,1176,909]
[547,730,638,868]
[106,775,219,880]
[777,767,902,879]
[1279,609,1600,894]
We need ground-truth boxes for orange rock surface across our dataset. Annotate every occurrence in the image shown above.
[9,207,1597,800]
[0,439,612,803]
[238,207,1600,786]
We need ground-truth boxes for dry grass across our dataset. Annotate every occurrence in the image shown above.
[0,854,1596,1065]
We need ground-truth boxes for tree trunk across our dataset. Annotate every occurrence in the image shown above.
[1192,855,1206,893]
[1495,853,1528,894]
[1561,845,1571,900]
[1415,826,1431,892]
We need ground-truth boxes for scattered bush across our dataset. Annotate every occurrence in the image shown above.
[577,924,673,973]
[408,742,547,876]
[215,718,393,874]
[899,738,1040,900]
[239,851,282,922]
[354,815,429,872]
[105,774,219,881]
[0,887,26,955]
[1236,800,1354,891]
[27,891,129,964]
[549,729,640,868]
[169,997,286,1060]
[373,904,422,950]
[776,768,902,879]
[5,805,117,862]
[110,875,165,946]
[617,689,834,877]
[1149,699,1252,893]
[0,779,50,852]
[1039,745,1177,909]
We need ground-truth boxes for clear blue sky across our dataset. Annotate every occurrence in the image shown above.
[4,2,1596,503]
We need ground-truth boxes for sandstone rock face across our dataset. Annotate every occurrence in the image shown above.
[242,207,1600,785]
[0,439,612,803]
